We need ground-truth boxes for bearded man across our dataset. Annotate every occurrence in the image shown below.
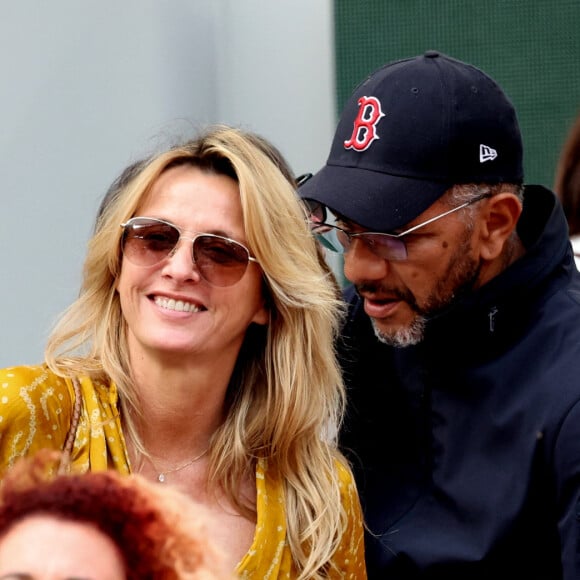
[301,51,580,580]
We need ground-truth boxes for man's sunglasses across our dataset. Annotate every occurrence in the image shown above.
[305,193,491,261]
[120,217,258,287]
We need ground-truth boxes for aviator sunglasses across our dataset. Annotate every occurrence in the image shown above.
[305,193,492,261]
[120,217,259,287]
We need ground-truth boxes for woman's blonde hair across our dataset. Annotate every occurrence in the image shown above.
[45,125,349,578]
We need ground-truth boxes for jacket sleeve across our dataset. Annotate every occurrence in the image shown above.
[0,365,72,476]
[552,396,580,580]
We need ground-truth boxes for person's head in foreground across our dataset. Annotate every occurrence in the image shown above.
[301,50,525,347]
[0,450,231,580]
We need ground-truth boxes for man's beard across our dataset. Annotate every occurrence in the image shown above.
[367,233,481,348]
[372,314,427,347]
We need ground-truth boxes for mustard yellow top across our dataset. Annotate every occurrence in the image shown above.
[0,365,366,579]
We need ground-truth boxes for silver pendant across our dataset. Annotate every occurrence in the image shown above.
[158,473,166,483]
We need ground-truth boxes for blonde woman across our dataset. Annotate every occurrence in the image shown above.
[0,126,366,578]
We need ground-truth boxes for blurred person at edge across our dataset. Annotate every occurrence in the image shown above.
[0,125,366,579]
[0,449,232,580]
[554,108,580,268]
[300,50,580,579]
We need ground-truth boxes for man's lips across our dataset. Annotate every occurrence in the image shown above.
[361,294,402,319]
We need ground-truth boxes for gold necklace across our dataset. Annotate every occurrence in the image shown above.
[145,447,209,483]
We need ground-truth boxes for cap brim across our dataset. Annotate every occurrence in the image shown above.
[299,163,451,232]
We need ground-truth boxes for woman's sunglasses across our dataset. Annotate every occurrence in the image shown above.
[120,217,259,287]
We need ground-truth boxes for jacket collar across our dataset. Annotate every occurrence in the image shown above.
[423,186,574,354]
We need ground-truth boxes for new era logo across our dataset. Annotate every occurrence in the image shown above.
[480,144,497,163]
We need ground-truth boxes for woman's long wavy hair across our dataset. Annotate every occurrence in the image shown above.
[45,125,349,579]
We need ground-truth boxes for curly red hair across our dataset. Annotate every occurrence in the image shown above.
[0,450,231,580]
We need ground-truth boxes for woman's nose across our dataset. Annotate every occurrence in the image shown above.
[161,239,202,283]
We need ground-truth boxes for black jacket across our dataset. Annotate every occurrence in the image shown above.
[339,186,580,579]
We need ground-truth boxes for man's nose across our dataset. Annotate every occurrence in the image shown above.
[343,238,389,284]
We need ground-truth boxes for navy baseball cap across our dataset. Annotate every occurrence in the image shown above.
[300,50,524,231]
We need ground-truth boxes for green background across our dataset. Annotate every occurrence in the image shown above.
[334,0,580,189]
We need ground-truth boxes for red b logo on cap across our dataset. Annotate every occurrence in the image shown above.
[344,96,385,152]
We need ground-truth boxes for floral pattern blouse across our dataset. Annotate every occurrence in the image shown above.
[0,365,366,579]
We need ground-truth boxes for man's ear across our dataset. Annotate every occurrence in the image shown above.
[478,193,523,261]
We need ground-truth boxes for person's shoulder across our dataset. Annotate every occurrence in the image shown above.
[333,458,365,529]
[333,457,357,489]
[0,366,75,472]
[0,364,73,401]
[0,364,58,386]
